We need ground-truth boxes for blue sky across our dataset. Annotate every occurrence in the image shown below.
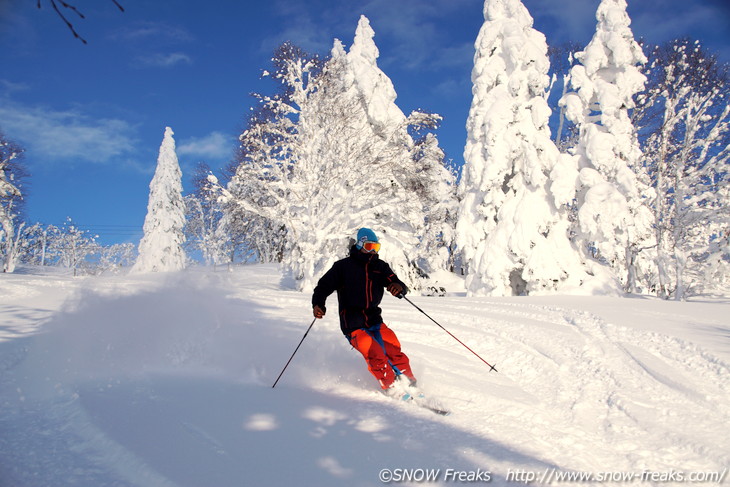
[1,0,728,246]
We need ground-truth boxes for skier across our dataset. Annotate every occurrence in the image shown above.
[312,228,417,395]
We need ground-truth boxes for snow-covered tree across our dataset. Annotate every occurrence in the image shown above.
[0,132,27,273]
[221,17,453,291]
[185,162,228,267]
[703,228,730,296]
[185,161,257,268]
[223,39,376,290]
[559,0,654,293]
[635,39,730,298]
[18,221,135,274]
[98,243,136,273]
[48,218,99,276]
[220,42,334,288]
[15,223,46,266]
[343,15,453,289]
[548,42,582,152]
[132,127,186,273]
[410,130,458,275]
[456,0,591,296]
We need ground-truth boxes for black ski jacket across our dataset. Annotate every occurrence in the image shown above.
[312,246,407,336]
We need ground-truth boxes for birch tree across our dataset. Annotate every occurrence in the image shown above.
[0,132,27,273]
[635,39,730,298]
[221,18,452,291]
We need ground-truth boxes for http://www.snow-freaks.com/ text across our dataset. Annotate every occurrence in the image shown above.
[377,467,727,484]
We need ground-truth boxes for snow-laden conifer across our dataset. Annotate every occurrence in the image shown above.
[184,162,248,268]
[411,132,458,276]
[457,0,590,296]
[133,127,186,273]
[560,0,655,292]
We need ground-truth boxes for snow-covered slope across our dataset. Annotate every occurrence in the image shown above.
[1,265,728,486]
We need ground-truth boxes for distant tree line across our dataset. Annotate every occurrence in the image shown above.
[1,131,134,275]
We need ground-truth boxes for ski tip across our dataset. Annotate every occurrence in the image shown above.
[434,409,451,416]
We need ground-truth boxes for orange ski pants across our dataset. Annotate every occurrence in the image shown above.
[348,323,415,389]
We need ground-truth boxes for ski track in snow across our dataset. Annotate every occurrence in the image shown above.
[1,265,728,486]
[391,297,729,475]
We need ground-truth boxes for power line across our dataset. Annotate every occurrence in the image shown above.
[44,223,144,239]
[77,225,143,237]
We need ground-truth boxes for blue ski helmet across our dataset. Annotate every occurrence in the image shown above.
[355,228,379,249]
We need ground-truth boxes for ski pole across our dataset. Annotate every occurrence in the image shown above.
[400,295,498,372]
[272,318,316,388]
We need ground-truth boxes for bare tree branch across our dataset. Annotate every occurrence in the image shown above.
[37,0,125,44]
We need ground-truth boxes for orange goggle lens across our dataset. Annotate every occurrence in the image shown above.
[362,241,381,253]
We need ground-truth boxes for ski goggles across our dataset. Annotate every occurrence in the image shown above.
[361,241,381,253]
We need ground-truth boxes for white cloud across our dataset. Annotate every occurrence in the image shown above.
[523,0,601,45]
[265,0,479,72]
[260,2,333,55]
[110,21,195,43]
[177,131,233,161]
[134,52,193,68]
[0,79,30,95]
[0,101,137,164]
[630,2,730,48]
[109,21,195,69]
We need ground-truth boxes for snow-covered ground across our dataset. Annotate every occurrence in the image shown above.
[1,265,728,486]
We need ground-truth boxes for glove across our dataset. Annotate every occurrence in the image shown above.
[313,305,326,319]
[387,282,405,298]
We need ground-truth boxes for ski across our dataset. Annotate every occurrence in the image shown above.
[383,387,451,416]
[415,401,451,416]
[410,393,451,416]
